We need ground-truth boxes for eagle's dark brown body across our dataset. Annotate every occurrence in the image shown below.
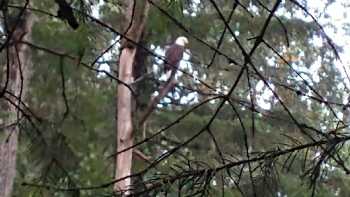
[164,44,185,73]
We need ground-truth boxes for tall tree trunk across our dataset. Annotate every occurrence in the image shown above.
[0,11,34,197]
[114,0,150,195]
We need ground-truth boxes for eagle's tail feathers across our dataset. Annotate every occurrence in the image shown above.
[165,70,172,79]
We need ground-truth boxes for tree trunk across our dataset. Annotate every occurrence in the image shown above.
[0,11,34,197]
[114,0,150,195]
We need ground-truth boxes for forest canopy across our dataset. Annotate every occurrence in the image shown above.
[1,0,350,196]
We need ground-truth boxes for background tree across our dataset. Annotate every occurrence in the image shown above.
[0,0,350,196]
[0,4,34,197]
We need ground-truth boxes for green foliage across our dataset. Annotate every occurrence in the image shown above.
[2,0,350,196]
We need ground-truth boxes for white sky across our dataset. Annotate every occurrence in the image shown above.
[257,0,350,109]
[302,0,350,86]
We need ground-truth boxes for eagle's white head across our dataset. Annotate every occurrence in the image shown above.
[175,36,189,46]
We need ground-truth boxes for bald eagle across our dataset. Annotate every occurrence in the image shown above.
[164,36,189,78]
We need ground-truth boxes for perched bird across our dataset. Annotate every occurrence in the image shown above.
[164,36,189,78]
[55,0,79,30]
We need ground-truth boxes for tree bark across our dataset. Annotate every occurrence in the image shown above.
[114,0,150,195]
[0,11,34,197]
